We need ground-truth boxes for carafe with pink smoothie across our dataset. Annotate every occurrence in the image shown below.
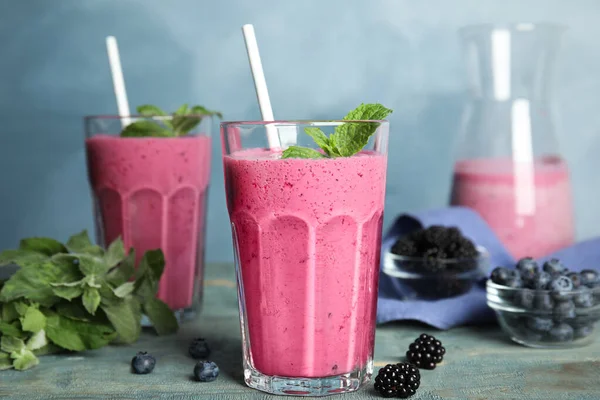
[85,114,212,319]
[451,23,575,259]
[222,120,389,396]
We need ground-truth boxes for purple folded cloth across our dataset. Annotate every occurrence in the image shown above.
[377,206,600,329]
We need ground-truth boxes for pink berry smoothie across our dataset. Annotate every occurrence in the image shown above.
[86,134,211,311]
[450,156,574,259]
[224,149,386,378]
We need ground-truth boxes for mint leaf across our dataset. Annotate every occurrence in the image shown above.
[0,353,12,371]
[135,249,165,284]
[45,313,116,351]
[190,105,223,119]
[13,301,28,316]
[100,298,141,344]
[120,120,173,138]
[76,254,109,277]
[142,297,178,335]
[304,128,336,156]
[19,237,67,256]
[137,104,166,116]
[55,302,92,322]
[65,230,93,253]
[329,103,392,157]
[0,261,80,306]
[26,329,48,351]
[174,104,189,115]
[0,321,24,338]
[1,336,25,353]
[21,306,46,333]
[52,285,83,300]
[82,287,101,315]
[104,237,125,268]
[11,348,38,370]
[112,282,135,298]
[0,250,47,267]
[172,116,201,136]
[2,302,20,322]
[106,249,135,287]
[281,146,327,159]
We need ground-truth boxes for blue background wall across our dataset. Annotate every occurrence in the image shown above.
[1,0,599,262]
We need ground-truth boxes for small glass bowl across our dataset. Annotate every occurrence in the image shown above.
[487,280,600,348]
[382,246,490,299]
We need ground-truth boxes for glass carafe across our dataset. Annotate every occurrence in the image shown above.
[450,23,575,259]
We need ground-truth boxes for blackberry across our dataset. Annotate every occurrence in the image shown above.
[406,333,445,370]
[422,248,446,271]
[374,363,420,398]
[391,239,418,257]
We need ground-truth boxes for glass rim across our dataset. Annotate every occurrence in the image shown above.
[84,114,215,120]
[459,22,568,36]
[220,120,390,127]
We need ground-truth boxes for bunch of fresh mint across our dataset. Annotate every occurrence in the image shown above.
[281,103,393,159]
[121,104,223,138]
[0,231,178,371]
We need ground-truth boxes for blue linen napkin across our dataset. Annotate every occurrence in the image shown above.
[377,206,600,329]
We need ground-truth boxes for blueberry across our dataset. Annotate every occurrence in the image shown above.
[533,292,554,311]
[504,270,523,289]
[580,270,600,288]
[516,257,539,281]
[194,360,219,382]
[526,317,553,333]
[514,289,535,309]
[543,258,566,276]
[574,288,594,308]
[189,338,211,359]
[532,272,552,290]
[521,329,543,342]
[550,276,574,301]
[553,300,576,320]
[490,267,512,285]
[574,324,594,339]
[548,323,574,342]
[131,352,156,374]
[566,272,581,289]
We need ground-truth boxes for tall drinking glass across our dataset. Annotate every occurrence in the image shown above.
[221,120,389,396]
[85,115,212,319]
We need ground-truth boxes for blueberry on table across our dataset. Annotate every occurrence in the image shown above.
[374,363,420,398]
[526,317,553,333]
[189,338,211,359]
[543,258,567,276]
[548,323,574,342]
[580,270,600,288]
[131,352,156,374]
[516,257,539,280]
[194,360,219,382]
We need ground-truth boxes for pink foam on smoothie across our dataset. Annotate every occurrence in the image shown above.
[451,156,574,259]
[86,134,211,310]
[224,149,386,378]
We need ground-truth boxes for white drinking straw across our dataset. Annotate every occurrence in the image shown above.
[241,24,281,149]
[106,36,132,129]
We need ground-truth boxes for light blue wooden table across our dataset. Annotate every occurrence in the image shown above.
[2,263,600,399]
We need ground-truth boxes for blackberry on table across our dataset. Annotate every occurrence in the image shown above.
[406,333,445,370]
[374,363,420,398]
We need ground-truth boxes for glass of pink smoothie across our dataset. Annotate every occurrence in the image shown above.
[221,120,389,396]
[85,115,212,319]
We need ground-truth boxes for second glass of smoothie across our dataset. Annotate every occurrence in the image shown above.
[222,120,389,396]
[85,115,212,319]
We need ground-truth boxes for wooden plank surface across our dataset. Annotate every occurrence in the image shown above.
[2,263,600,399]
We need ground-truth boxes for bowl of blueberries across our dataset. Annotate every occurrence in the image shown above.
[487,258,600,348]
[383,226,489,299]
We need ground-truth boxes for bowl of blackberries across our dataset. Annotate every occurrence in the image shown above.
[383,225,489,299]
[487,258,600,348]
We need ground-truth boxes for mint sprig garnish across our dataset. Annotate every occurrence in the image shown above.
[0,230,178,371]
[281,103,392,159]
[120,104,222,138]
